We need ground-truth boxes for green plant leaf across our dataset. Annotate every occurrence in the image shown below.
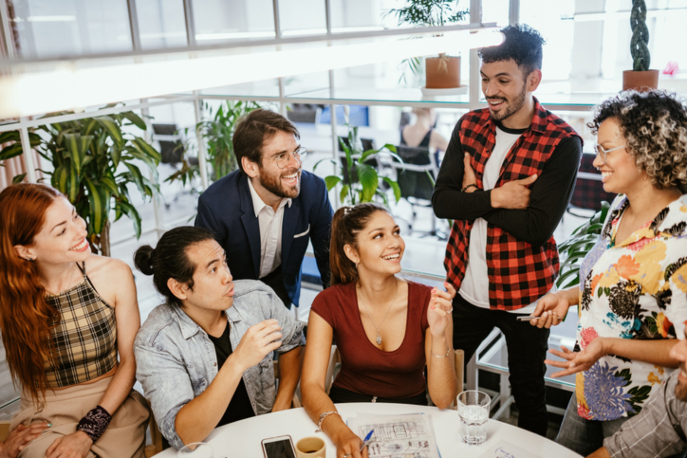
[124,162,146,196]
[99,176,120,197]
[96,116,123,147]
[357,163,378,203]
[132,137,161,164]
[383,176,402,203]
[0,142,24,161]
[83,177,110,235]
[324,175,342,191]
[81,118,99,136]
[340,184,351,204]
[122,111,147,130]
[64,133,92,175]
[12,173,26,184]
[313,157,337,172]
[116,200,142,238]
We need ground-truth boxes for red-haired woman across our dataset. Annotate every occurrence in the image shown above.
[0,184,149,458]
[301,203,457,458]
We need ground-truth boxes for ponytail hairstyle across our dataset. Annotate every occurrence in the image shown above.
[0,184,62,403]
[329,202,389,286]
[134,226,216,307]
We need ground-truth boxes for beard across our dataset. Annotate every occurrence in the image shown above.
[487,81,527,122]
[258,166,301,199]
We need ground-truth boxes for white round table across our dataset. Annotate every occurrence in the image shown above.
[156,403,582,457]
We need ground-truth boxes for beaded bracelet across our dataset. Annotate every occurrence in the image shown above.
[315,411,340,432]
[461,183,479,193]
[76,405,112,443]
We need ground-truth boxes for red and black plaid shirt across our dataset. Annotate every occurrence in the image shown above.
[444,98,581,310]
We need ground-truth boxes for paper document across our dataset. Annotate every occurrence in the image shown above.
[346,412,440,458]
[476,440,542,458]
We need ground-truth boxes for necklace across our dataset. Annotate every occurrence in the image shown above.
[360,280,402,346]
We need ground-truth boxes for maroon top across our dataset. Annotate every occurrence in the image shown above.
[311,281,431,399]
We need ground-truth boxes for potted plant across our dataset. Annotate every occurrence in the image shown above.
[622,0,659,91]
[166,100,262,187]
[0,107,161,256]
[389,0,469,89]
[315,125,402,206]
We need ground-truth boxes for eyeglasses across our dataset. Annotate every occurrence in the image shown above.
[593,144,626,163]
[273,147,307,169]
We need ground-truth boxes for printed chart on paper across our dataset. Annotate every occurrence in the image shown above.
[347,413,440,458]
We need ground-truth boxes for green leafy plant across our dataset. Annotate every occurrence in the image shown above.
[166,100,262,187]
[314,126,402,206]
[387,0,469,83]
[0,106,161,256]
[630,0,650,71]
[0,130,42,184]
[556,201,611,289]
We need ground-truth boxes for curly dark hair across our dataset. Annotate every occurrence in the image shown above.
[588,90,687,193]
[478,24,545,75]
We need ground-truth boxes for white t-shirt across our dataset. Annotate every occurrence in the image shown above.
[247,178,291,278]
[459,124,549,314]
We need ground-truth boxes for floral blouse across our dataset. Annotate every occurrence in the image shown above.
[575,194,687,421]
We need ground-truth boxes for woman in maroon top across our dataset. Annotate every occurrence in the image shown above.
[302,203,456,458]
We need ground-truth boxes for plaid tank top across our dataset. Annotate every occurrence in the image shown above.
[44,263,117,387]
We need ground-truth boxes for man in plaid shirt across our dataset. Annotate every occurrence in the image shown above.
[588,329,687,457]
[432,24,582,435]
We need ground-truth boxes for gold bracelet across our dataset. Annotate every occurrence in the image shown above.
[316,411,340,432]
[431,347,451,358]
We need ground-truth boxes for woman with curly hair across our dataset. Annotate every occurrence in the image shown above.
[0,184,149,458]
[528,90,687,455]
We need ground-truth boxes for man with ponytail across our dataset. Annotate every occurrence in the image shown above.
[0,184,149,458]
[195,109,333,310]
[133,226,304,450]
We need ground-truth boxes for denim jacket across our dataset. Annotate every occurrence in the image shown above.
[134,280,305,450]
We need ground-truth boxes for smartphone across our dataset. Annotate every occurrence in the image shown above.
[262,435,297,458]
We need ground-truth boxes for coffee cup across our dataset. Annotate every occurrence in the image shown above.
[295,436,326,458]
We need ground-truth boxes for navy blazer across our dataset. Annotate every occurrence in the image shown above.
[195,170,333,306]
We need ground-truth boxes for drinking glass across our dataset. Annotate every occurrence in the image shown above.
[456,390,491,445]
[177,442,214,458]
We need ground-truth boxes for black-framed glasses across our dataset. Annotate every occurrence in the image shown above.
[273,147,307,169]
[593,144,625,163]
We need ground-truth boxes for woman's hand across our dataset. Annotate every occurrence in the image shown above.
[545,338,608,378]
[45,431,92,458]
[0,423,50,458]
[529,292,571,329]
[334,430,368,458]
[427,283,456,337]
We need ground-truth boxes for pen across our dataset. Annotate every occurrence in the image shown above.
[359,430,374,452]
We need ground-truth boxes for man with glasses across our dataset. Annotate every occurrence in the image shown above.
[196,109,333,309]
[432,24,583,436]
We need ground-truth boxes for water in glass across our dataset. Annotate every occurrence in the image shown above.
[457,390,491,445]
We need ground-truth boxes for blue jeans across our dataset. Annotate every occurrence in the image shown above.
[452,294,550,436]
[556,392,628,456]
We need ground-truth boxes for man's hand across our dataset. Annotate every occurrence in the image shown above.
[231,319,283,372]
[45,431,92,458]
[0,423,50,458]
[462,153,478,192]
[491,175,538,209]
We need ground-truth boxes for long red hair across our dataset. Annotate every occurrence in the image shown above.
[0,184,61,402]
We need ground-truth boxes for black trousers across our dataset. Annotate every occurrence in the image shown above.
[260,265,291,309]
[453,293,550,437]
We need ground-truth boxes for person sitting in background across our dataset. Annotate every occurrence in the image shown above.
[400,107,449,161]
[530,90,687,456]
[133,226,304,450]
[587,327,687,458]
[301,203,456,458]
[0,184,149,458]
